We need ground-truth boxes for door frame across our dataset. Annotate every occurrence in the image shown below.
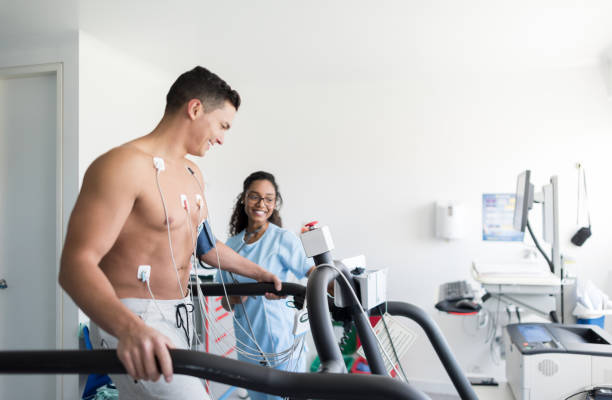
[0,62,64,397]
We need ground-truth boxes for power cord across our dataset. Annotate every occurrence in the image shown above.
[526,219,554,273]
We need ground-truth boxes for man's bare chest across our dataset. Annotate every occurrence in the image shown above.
[131,164,206,234]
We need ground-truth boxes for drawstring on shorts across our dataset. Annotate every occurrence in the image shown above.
[175,303,194,347]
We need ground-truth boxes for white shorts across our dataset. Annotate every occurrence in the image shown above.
[89,296,209,400]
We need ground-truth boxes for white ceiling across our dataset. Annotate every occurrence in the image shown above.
[0,0,78,48]
[3,0,612,79]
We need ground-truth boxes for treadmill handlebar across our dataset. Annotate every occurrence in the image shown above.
[0,349,430,400]
[191,282,306,298]
[371,302,478,400]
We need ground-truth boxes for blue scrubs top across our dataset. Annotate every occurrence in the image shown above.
[215,223,312,400]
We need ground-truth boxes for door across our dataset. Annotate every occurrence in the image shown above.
[0,69,59,399]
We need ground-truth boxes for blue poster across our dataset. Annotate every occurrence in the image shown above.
[482,194,524,241]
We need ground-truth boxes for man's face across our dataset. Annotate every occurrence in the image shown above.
[189,100,236,157]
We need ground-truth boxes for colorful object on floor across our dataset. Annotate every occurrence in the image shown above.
[81,325,115,399]
[310,355,355,373]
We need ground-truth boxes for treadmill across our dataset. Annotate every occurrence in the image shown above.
[0,225,479,399]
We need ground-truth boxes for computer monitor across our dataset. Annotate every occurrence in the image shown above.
[513,170,534,232]
[511,170,560,275]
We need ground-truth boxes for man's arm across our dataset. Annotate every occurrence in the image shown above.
[201,242,282,297]
[59,151,173,383]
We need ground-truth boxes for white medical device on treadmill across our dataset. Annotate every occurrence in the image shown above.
[300,224,335,257]
[300,224,387,310]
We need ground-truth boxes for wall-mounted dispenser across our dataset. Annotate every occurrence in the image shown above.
[435,202,465,240]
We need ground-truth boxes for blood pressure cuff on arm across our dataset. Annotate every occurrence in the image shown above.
[196,219,217,257]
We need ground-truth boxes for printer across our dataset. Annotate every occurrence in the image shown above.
[505,323,612,400]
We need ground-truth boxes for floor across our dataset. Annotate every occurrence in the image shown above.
[207,381,515,400]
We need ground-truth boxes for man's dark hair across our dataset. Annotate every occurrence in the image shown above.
[165,66,241,114]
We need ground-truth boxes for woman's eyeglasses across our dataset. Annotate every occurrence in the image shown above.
[246,193,275,206]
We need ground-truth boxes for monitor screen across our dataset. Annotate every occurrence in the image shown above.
[482,193,525,241]
[513,170,532,232]
[518,324,552,343]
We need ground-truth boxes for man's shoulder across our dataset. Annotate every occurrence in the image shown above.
[82,145,153,192]
[88,145,152,174]
[104,144,153,166]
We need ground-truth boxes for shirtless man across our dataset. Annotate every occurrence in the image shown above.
[59,66,281,399]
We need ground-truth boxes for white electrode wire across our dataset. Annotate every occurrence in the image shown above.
[187,170,280,366]
[285,335,298,373]
[145,280,169,323]
[155,170,187,300]
[226,230,275,364]
[154,167,200,352]
[288,334,307,373]
[317,263,406,381]
[188,278,218,400]
[206,221,272,366]
[193,279,306,364]
[183,207,205,349]
[187,169,257,345]
[229,233,281,366]
[233,228,278,350]
[153,164,295,371]
[283,326,303,372]
[193,283,300,363]
[199,317,297,364]
[230,274,274,365]
[185,166,263,354]
[207,262,301,363]
[186,214,277,361]
[197,305,296,365]
[183,207,206,337]
[190,276,297,363]
[191,267,297,363]
[186,168,306,365]
[282,334,302,375]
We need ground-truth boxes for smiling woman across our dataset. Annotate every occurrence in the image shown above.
[229,171,284,237]
[216,171,314,400]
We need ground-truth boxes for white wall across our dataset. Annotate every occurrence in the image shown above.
[197,64,612,385]
[78,31,172,178]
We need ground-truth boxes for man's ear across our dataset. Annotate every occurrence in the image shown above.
[186,99,203,120]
